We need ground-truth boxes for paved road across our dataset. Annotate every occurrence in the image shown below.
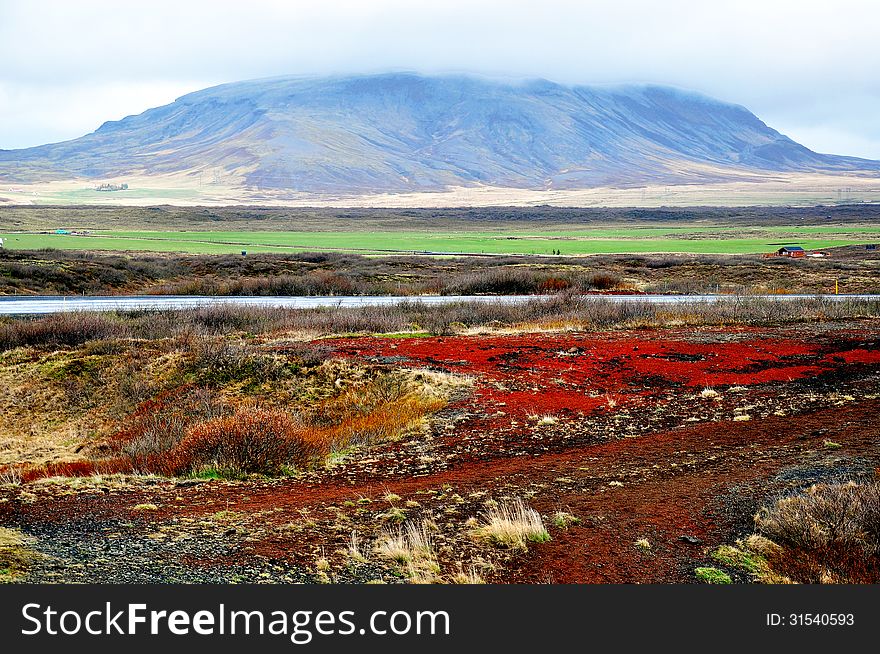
[0,294,877,315]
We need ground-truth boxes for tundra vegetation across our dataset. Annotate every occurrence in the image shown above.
[2,205,880,296]
[709,481,880,584]
[1,242,879,296]
[0,238,878,583]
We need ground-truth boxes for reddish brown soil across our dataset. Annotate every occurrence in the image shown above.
[3,325,879,583]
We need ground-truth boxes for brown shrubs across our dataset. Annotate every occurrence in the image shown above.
[3,296,880,351]
[0,312,127,350]
[172,409,326,477]
[754,481,880,583]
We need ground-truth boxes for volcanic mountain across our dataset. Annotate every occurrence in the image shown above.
[1,73,878,192]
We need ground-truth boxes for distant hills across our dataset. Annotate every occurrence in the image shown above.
[1,73,878,193]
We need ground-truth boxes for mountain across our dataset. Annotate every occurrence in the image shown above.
[1,73,878,192]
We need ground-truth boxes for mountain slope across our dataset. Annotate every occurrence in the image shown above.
[1,73,878,192]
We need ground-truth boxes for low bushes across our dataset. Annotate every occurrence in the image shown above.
[98,386,227,466]
[187,340,290,386]
[587,272,621,290]
[172,409,325,477]
[441,268,622,295]
[712,481,880,584]
[34,370,447,481]
[756,481,880,556]
[751,480,880,583]
[4,296,880,351]
[0,312,128,350]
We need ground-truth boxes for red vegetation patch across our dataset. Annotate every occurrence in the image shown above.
[825,348,880,365]
[330,329,878,424]
[14,328,879,484]
[538,277,570,292]
[19,459,133,483]
[483,390,608,416]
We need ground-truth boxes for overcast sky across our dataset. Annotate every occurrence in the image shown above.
[1,0,878,158]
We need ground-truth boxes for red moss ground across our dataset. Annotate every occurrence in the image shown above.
[2,324,879,583]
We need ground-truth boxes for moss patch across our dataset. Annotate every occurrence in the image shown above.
[0,527,39,582]
[695,566,732,584]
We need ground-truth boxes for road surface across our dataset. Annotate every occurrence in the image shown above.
[0,294,878,316]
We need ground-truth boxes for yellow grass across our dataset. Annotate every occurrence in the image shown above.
[471,499,550,551]
[3,171,878,207]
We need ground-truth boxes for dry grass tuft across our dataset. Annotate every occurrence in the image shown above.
[375,521,441,583]
[0,465,22,486]
[450,566,486,584]
[472,499,550,551]
[376,522,436,564]
[132,503,159,511]
[348,531,368,563]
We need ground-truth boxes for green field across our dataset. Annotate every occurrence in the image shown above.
[1,225,878,256]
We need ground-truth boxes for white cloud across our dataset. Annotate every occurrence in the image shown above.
[771,124,880,161]
[0,81,208,150]
[1,0,878,156]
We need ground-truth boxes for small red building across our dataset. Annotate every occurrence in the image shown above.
[776,246,806,258]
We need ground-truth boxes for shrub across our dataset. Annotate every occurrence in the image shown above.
[171,408,325,476]
[538,277,571,292]
[588,272,621,290]
[188,340,288,386]
[755,481,880,556]
[5,295,880,347]
[752,481,880,583]
[0,312,127,350]
[98,386,226,464]
[443,268,547,295]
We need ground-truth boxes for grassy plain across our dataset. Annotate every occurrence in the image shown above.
[1,226,878,256]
